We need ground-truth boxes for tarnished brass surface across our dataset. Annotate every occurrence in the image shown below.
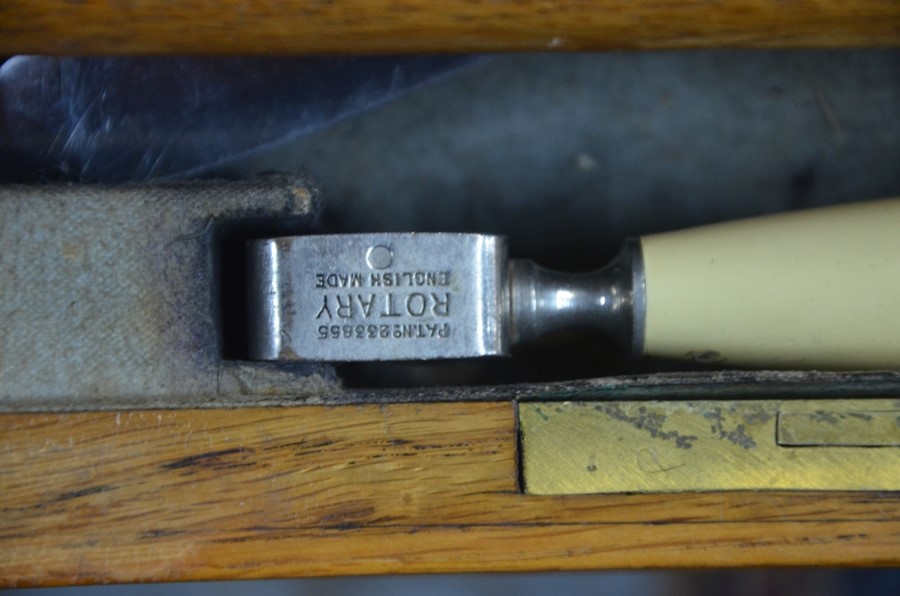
[778,409,900,446]
[520,399,900,494]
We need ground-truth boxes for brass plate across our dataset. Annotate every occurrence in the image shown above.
[519,399,900,494]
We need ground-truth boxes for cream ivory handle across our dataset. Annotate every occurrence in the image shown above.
[639,199,900,369]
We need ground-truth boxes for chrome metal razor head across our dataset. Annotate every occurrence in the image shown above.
[247,232,640,362]
[247,233,511,361]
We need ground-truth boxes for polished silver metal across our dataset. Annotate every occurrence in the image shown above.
[629,240,646,357]
[247,233,643,362]
[248,233,509,361]
[508,239,642,355]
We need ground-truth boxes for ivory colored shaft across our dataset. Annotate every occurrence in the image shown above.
[640,199,900,369]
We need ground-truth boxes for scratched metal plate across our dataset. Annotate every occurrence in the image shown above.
[247,233,508,361]
[519,399,900,494]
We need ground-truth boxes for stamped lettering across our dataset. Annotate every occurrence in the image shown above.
[311,269,455,342]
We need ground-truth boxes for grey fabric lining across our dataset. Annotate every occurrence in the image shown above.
[0,176,339,410]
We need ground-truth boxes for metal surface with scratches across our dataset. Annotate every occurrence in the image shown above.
[248,233,509,361]
[520,399,900,494]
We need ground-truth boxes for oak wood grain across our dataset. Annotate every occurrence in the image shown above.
[1,403,898,586]
[2,1,898,55]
